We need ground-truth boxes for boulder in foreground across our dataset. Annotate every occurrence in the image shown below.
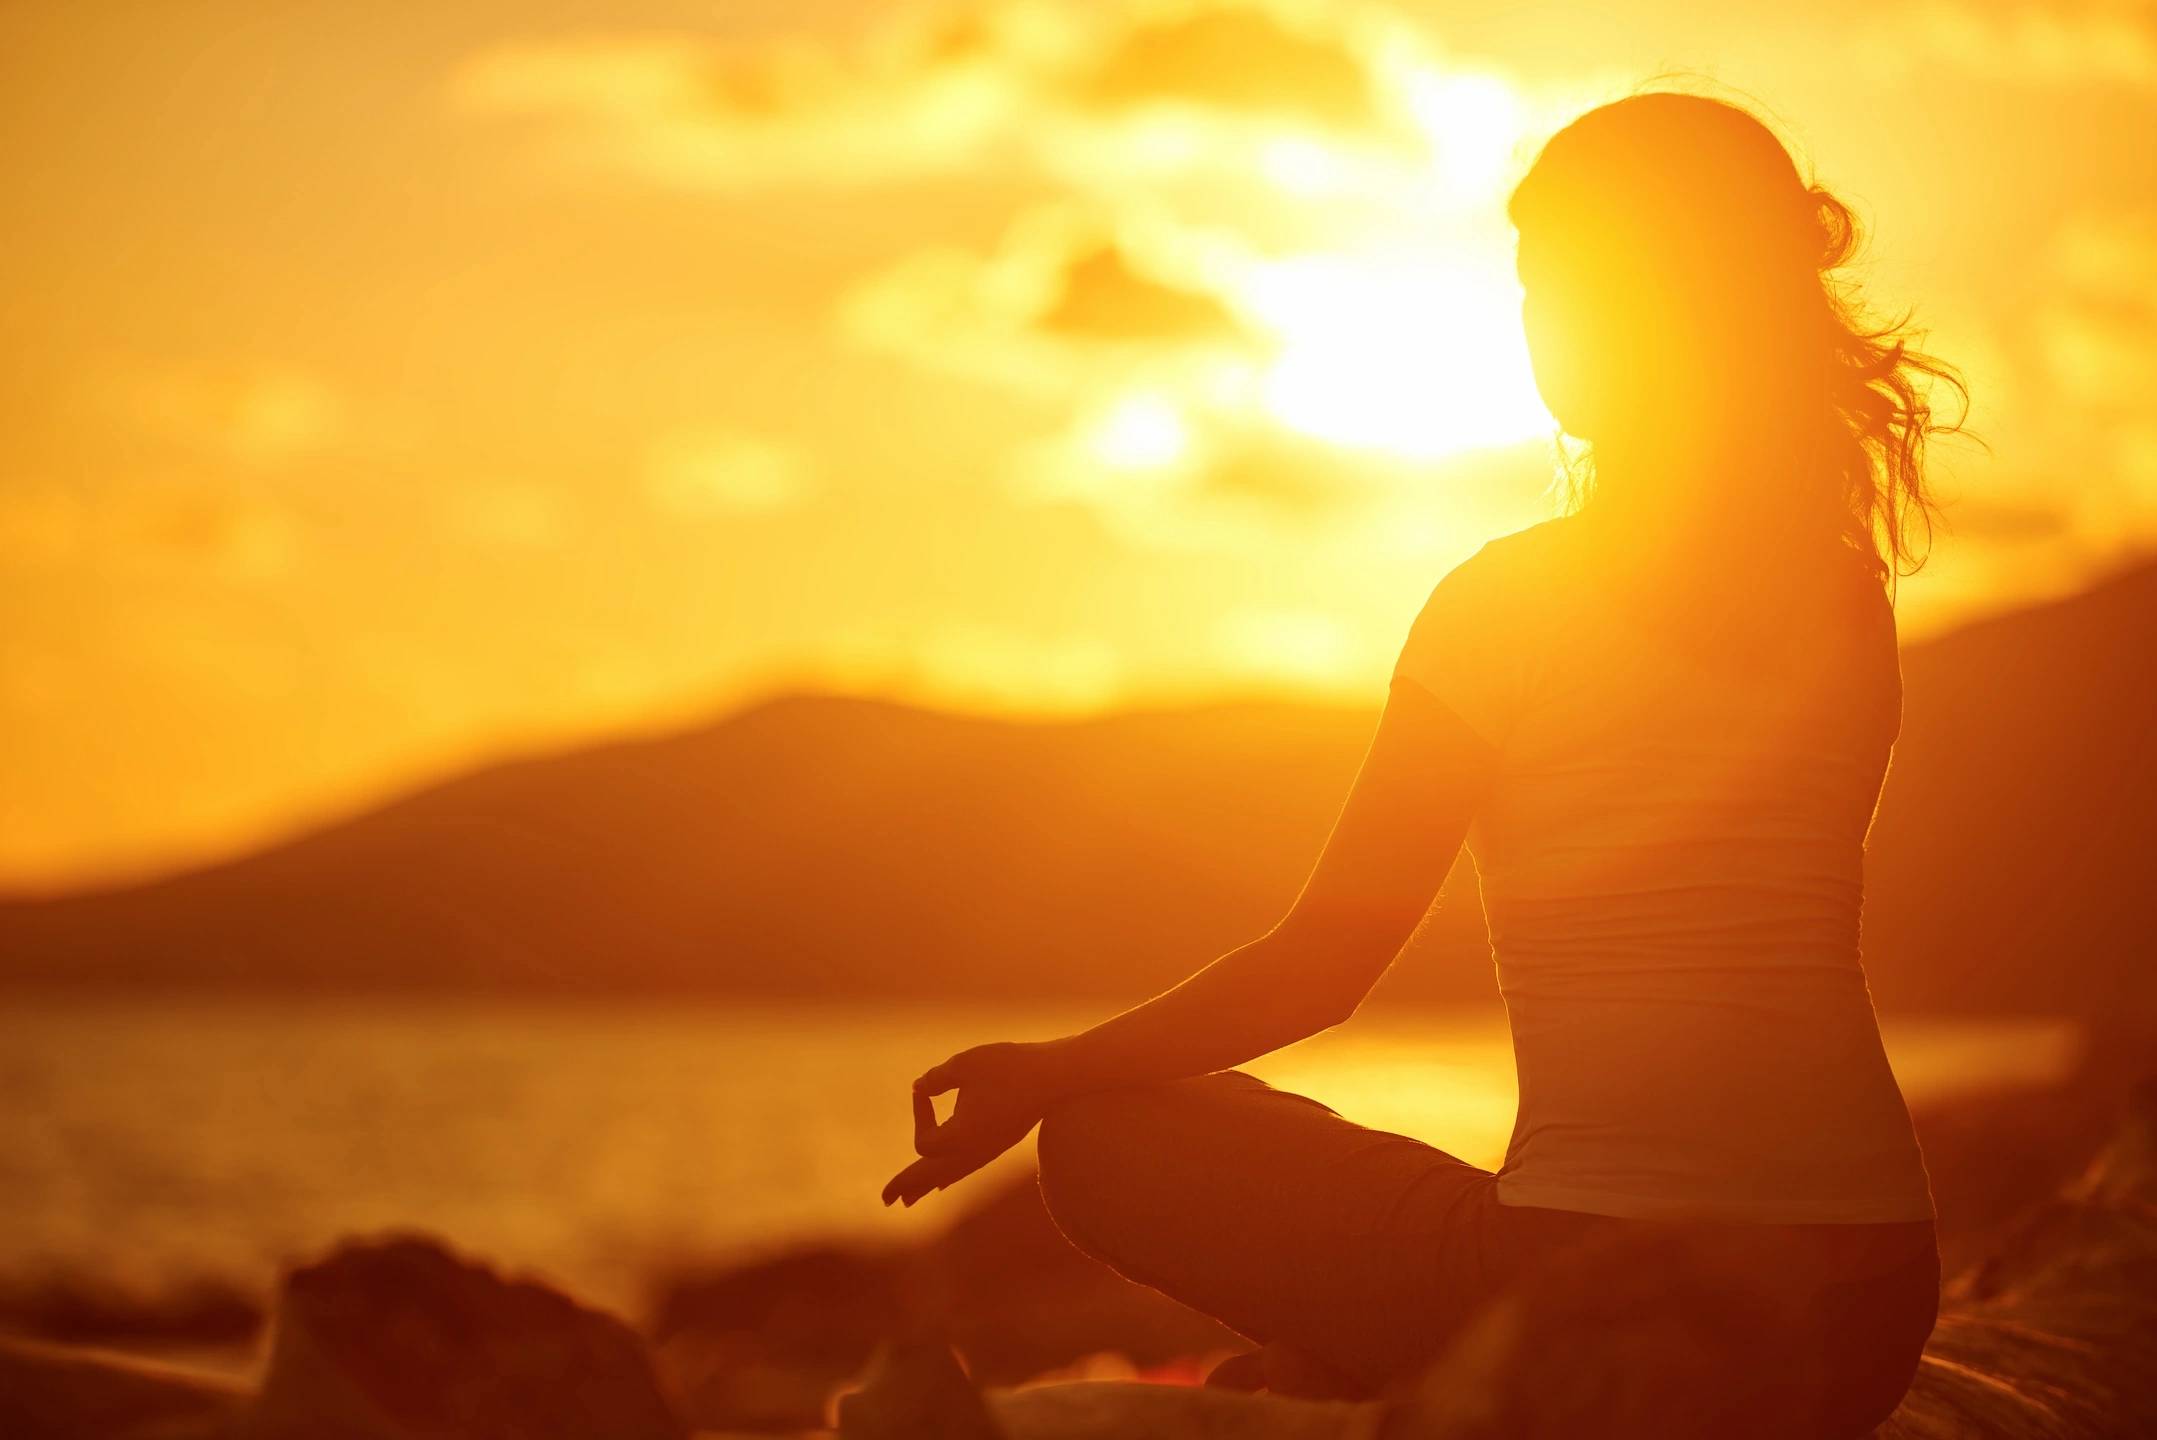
[246,1235,685,1440]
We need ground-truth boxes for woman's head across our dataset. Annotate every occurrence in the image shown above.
[1508,92,1963,584]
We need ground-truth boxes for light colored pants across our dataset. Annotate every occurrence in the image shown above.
[1035,1070,1938,1437]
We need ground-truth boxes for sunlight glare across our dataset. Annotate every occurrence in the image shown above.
[1245,255,1551,458]
[1258,135,1341,196]
[1403,70,1526,202]
[1087,391,1195,470]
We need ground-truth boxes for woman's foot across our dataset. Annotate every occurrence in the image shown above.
[1203,1344,1359,1400]
[1204,1349,1268,1391]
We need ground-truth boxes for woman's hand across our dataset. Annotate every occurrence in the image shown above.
[881,1040,1066,1208]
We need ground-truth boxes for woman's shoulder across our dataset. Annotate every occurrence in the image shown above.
[1439,516,1582,597]
[1809,544,1900,653]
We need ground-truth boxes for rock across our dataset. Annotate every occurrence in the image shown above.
[244,1234,685,1440]
[989,1379,1379,1440]
[836,1339,1002,1440]
[1385,1226,1834,1440]
[1910,1026,2149,1276]
[921,1173,1238,1386]
[649,1244,910,1431]
[1875,1078,2157,1439]
[0,1276,263,1350]
[0,1336,248,1440]
[651,1245,908,1367]
[648,1176,1234,1430]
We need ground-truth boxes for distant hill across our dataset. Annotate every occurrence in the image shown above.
[1862,558,2156,1016]
[3,560,2152,1016]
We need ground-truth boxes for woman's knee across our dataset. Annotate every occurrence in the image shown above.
[1036,1082,1164,1203]
[1035,1072,1258,1249]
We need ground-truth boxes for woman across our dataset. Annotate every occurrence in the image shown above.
[882,93,1962,1436]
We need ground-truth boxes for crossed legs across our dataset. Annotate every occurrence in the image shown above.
[1033,1070,1564,1394]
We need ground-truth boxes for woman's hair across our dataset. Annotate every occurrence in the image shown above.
[1507,91,1967,589]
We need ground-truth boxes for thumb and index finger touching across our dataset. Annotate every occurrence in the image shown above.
[888,1053,982,1205]
[912,1049,972,1097]
[911,1050,972,1155]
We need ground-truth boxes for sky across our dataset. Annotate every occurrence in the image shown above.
[2,0,2154,890]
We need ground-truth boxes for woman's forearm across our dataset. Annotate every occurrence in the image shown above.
[1039,923,1374,1100]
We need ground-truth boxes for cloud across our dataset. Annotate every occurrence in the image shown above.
[445,482,576,549]
[1080,6,1386,130]
[1868,1,2157,86]
[0,481,87,569]
[0,471,304,586]
[451,2,1444,193]
[837,204,1263,390]
[645,428,815,517]
[115,485,304,584]
[457,2,1578,481]
[450,18,1035,188]
[1034,240,1249,342]
[1013,390,1421,548]
[2021,211,2157,540]
[1213,606,1364,685]
[2116,420,2157,510]
[456,5,1580,563]
[1195,432,1388,511]
[128,368,346,469]
[813,620,1126,712]
[2040,211,2157,415]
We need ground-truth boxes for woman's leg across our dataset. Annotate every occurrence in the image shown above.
[1803,1228,1940,1438]
[1034,1070,1556,1392]
[1036,1073,1941,1424]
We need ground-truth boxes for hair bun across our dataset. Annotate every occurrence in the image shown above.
[1805,185,1857,270]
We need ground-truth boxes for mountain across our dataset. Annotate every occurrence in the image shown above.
[1861,558,2157,1015]
[0,694,1428,1000]
[2,560,2152,1015]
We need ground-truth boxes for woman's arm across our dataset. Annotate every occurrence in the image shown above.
[883,676,1494,1205]
[1026,675,1496,1093]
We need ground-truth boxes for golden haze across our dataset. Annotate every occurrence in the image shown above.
[1,0,2151,887]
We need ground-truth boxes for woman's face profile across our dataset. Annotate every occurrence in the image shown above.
[1518,223,1621,442]
[1516,217,1709,449]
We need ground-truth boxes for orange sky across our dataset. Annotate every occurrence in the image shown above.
[2,0,2153,890]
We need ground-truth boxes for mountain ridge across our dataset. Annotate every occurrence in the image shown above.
[5,558,2152,1015]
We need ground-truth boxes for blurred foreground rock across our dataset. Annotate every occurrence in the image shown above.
[0,1236,690,1440]
[0,1276,263,1351]
[245,1236,685,1440]
[649,1174,1234,1430]
[0,1336,249,1440]
[1876,1077,2157,1439]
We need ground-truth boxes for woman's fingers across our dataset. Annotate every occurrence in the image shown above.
[891,1044,1034,1203]
[880,1151,982,1208]
[917,1103,978,1156]
[911,1089,941,1155]
[913,1054,966,1095]
[917,1098,1029,1158]
[880,1158,927,1207]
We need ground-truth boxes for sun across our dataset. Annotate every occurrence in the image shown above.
[1241,249,1552,458]
[1049,48,1577,472]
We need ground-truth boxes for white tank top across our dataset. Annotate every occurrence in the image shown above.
[1392,515,1936,1223]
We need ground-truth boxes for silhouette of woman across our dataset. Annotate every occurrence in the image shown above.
[886,92,1963,1437]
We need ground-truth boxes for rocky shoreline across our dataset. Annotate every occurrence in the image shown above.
[5,1050,2153,1439]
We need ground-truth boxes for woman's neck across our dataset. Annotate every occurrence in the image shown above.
[1569,437,1853,666]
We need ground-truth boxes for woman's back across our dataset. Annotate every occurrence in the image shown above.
[1394,513,1936,1223]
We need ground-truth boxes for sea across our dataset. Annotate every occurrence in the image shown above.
[0,997,2081,1324]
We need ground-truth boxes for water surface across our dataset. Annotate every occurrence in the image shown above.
[0,997,2078,1317]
